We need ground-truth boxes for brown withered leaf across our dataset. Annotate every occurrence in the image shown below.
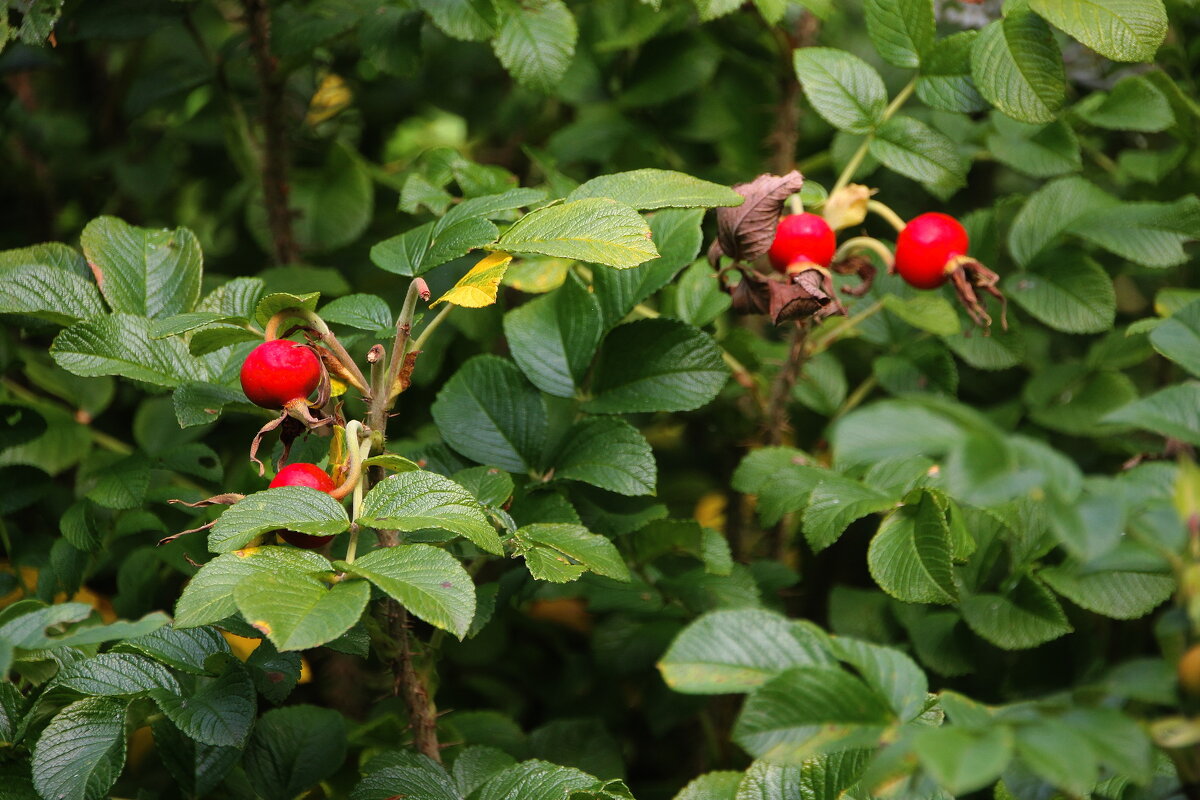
[832,255,877,298]
[168,493,245,508]
[713,171,805,263]
[724,266,837,325]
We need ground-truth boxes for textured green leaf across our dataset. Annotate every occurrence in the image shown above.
[1075,74,1173,131]
[793,48,887,134]
[659,609,833,694]
[1026,368,1137,436]
[244,706,348,800]
[1004,251,1115,333]
[478,760,598,800]
[915,31,987,113]
[492,0,577,93]
[971,10,1065,123]
[1150,299,1200,377]
[1040,563,1174,619]
[869,115,967,192]
[440,188,549,230]
[150,658,256,747]
[674,771,741,800]
[801,477,895,553]
[567,169,742,210]
[173,382,247,428]
[114,625,231,675]
[0,262,106,325]
[732,667,894,763]
[80,216,202,319]
[208,486,349,553]
[417,0,496,40]
[174,547,331,628]
[1007,177,1117,266]
[584,319,729,414]
[338,545,476,638]
[235,575,369,651]
[196,276,264,318]
[504,273,604,398]
[551,416,656,497]
[353,751,462,800]
[670,260,732,328]
[32,697,127,800]
[431,355,548,473]
[1066,196,1200,268]
[867,494,957,605]
[865,0,934,68]
[913,726,1013,796]
[358,470,503,555]
[986,115,1081,178]
[370,217,499,277]
[497,198,658,269]
[53,652,178,696]
[515,523,630,583]
[1013,718,1097,797]
[319,294,393,332]
[961,576,1072,649]
[829,638,927,721]
[832,401,965,467]
[150,717,240,798]
[452,747,517,798]
[881,294,961,336]
[51,314,209,387]
[1029,0,1167,62]
[1103,383,1200,445]
[734,751,871,800]
[593,208,704,327]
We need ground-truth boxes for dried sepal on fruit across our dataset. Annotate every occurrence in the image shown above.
[822,184,875,231]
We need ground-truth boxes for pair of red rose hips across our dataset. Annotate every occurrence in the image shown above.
[768,211,969,290]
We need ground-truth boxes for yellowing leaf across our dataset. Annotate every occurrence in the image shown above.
[329,377,347,398]
[432,251,513,308]
[306,73,352,126]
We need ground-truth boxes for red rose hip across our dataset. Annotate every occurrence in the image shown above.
[240,339,321,409]
[894,212,969,290]
[768,213,837,273]
[270,462,337,549]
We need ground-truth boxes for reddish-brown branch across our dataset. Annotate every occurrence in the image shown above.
[242,0,300,265]
[387,605,442,761]
[768,12,820,174]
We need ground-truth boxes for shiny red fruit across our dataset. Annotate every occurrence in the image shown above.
[894,212,969,290]
[768,213,837,273]
[269,462,336,548]
[239,340,321,409]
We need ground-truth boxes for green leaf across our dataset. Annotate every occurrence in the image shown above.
[693,0,743,21]
[1026,368,1137,436]
[370,217,500,277]
[492,0,577,93]
[1040,563,1174,619]
[244,706,348,800]
[1103,383,1200,445]
[497,198,658,269]
[832,401,965,467]
[338,545,476,638]
[1004,251,1115,333]
[417,0,497,40]
[173,382,247,428]
[208,486,350,553]
[961,575,1072,649]
[150,658,256,747]
[440,188,549,229]
[971,10,1065,123]
[174,547,330,628]
[584,319,729,414]
[452,747,517,797]
[869,116,967,192]
[113,625,232,674]
[319,294,393,332]
[1013,718,1097,797]
[829,638,927,721]
[670,260,732,328]
[254,291,319,328]
[504,273,604,398]
[0,262,106,325]
[1066,196,1200,268]
[567,169,742,211]
[32,696,127,800]
[354,751,462,800]
[658,609,833,694]
[551,416,656,497]
[801,477,895,553]
[732,448,826,525]
[1007,176,1117,267]
[150,717,239,798]
[235,575,369,651]
[478,760,599,800]
[1075,74,1173,131]
[1029,0,1167,62]
[51,314,209,387]
[80,216,202,319]
[792,48,887,134]
[735,752,871,800]
[986,115,1081,178]
[53,652,178,696]
[674,772,741,800]
[1150,299,1200,377]
[629,519,732,576]
[915,31,987,113]
[431,355,548,473]
[515,523,631,582]
[357,470,503,555]
[882,294,961,336]
[913,726,1013,796]
[867,493,957,605]
[732,667,894,763]
[865,0,934,68]
[197,276,264,318]
[593,208,704,327]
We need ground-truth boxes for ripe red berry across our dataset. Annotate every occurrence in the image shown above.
[240,340,321,409]
[768,213,837,273]
[894,212,969,290]
[269,462,336,548]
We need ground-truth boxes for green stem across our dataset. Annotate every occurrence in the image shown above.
[806,299,885,357]
[411,304,454,353]
[866,200,906,234]
[834,236,895,268]
[833,375,877,421]
[829,77,916,196]
[343,440,371,564]
[378,280,426,417]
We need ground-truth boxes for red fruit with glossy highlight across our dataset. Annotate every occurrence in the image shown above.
[240,339,321,409]
[768,213,837,273]
[269,462,336,549]
[894,212,969,290]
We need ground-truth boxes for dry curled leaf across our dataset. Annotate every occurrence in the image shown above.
[713,171,805,263]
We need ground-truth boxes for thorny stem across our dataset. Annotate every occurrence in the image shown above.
[765,324,808,447]
[829,77,917,196]
[395,606,441,762]
[866,200,907,234]
[242,0,300,265]
[378,279,428,417]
